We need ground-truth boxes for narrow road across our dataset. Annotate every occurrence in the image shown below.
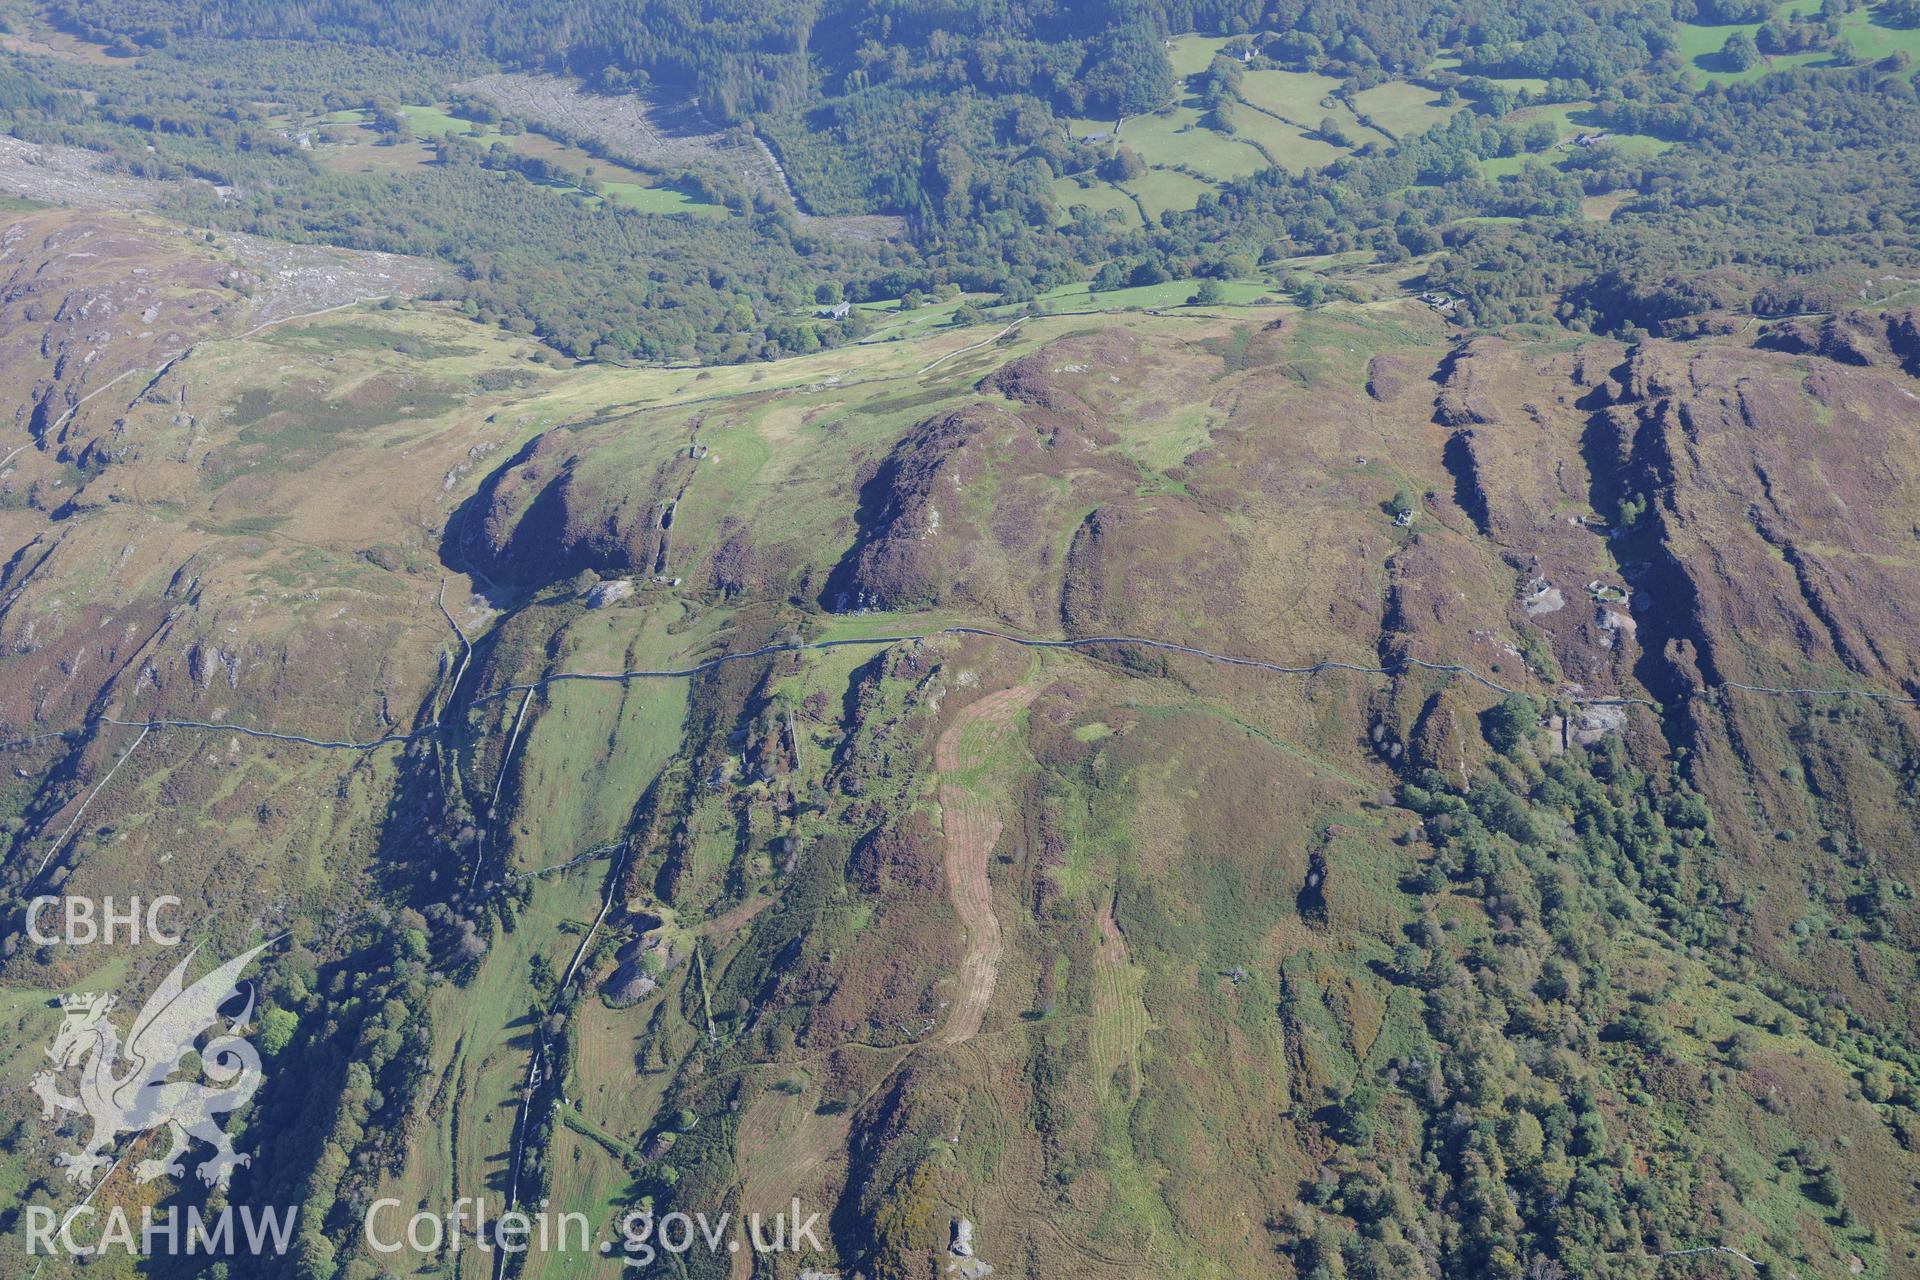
[472,686,536,889]
[16,621,1918,769]
[434,577,476,724]
[33,723,149,876]
[914,318,1026,375]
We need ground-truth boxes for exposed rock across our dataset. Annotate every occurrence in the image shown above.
[583,578,634,608]
[603,965,657,1006]
[1595,607,1637,649]
[1298,847,1330,923]
[1522,578,1565,616]
[461,429,683,587]
[1618,344,1686,402]
[187,642,241,689]
[945,1219,991,1279]
[1432,339,1505,427]
[1885,308,1920,376]
[1760,309,1916,370]
[825,378,1132,627]
[1570,703,1627,745]
[1365,352,1421,402]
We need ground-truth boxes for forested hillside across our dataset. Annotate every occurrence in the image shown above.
[6,0,1916,361]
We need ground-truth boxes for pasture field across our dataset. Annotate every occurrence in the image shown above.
[1068,40,1375,222]
[1051,175,1147,226]
[1166,33,1235,78]
[303,102,731,215]
[1119,166,1217,219]
[1350,80,1459,139]
[1115,105,1269,181]
[1226,108,1351,170]
[1236,68,1347,124]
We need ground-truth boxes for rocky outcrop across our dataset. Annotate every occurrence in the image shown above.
[1759,309,1920,373]
[460,429,684,587]
[1431,338,1506,428]
[824,381,1132,627]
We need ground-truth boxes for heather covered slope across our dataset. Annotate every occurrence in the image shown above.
[0,218,1917,1279]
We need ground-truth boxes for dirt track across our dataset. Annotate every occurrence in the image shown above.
[933,685,1034,1046]
[730,684,1029,1227]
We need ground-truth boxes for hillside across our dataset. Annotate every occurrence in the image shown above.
[0,199,1915,1279]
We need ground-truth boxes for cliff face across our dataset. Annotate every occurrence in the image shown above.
[461,427,682,586]
[1422,326,1920,1029]
[1595,338,1920,1024]
[824,399,1131,627]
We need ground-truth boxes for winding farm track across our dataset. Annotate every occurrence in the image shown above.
[32,723,148,877]
[932,685,1034,1047]
[8,601,1857,1276]
[10,602,1920,897]
[733,684,1033,1222]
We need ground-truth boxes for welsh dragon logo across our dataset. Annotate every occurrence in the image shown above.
[31,942,269,1189]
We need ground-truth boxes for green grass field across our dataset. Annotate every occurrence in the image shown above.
[1504,100,1590,135]
[399,102,486,139]
[376,672,695,1275]
[1607,133,1674,159]
[599,180,729,217]
[1115,105,1270,181]
[1119,167,1218,219]
[1226,108,1351,171]
[1351,81,1459,140]
[1671,1,1856,82]
[1482,73,1552,96]
[1478,97,1674,180]
[1045,276,1279,310]
[1237,69,1389,151]
[1480,154,1551,180]
[1166,33,1237,78]
[1051,175,1146,227]
[1832,6,1920,60]
[1122,13,1920,219]
[1235,68,1347,123]
[315,103,732,217]
[1063,39,1444,219]
[1063,41,1379,221]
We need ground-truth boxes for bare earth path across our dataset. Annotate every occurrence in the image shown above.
[732,684,1031,1227]
[933,685,1035,1046]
